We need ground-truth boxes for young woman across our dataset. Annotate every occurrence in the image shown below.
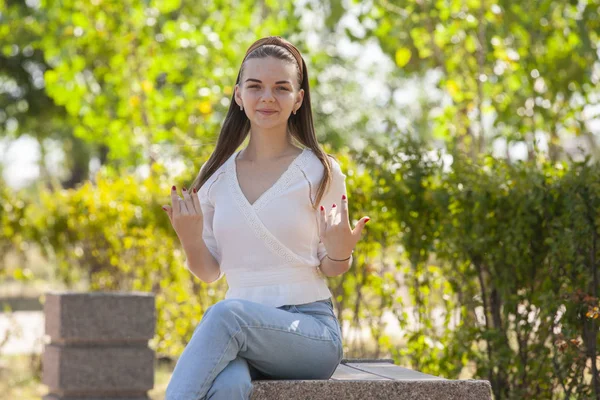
[162,36,370,400]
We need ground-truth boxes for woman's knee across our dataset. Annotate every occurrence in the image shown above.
[209,299,248,319]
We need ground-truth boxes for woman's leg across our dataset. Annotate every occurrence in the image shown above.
[205,356,254,400]
[165,298,342,400]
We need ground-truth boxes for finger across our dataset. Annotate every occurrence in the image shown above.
[328,203,337,226]
[318,205,327,237]
[352,216,371,237]
[170,186,180,216]
[179,198,189,215]
[162,205,173,222]
[182,187,197,214]
[192,187,202,217]
[340,194,350,226]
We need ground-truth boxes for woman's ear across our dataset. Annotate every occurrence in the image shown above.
[234,84,242,107]
[295,88,304,110]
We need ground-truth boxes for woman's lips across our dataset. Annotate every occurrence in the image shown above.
[258,110,278,115]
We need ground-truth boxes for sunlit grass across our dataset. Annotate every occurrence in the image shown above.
[0,353,44,400]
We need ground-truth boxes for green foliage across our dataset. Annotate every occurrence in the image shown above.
[0,176,30,282]
[11,165,226,356]
[337,136,600,399]
[0,0,304,186]
[32,0,303,166]
[332,0,600,161]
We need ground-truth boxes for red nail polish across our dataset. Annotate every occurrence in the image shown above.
[162,206,167,211]
[332,203,336,208]
[183,187,187,191]
[342,195,346,200]
[172,185,176,191]
[320,205,324,211]
[193,188,197,193]
[365,218,370,223]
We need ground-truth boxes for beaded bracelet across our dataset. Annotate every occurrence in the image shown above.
[326,251,354,262]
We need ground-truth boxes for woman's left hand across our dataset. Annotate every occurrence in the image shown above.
[318,194,370,260]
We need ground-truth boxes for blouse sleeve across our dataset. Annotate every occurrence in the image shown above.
[186,164,224,281]
[317,157,349,261]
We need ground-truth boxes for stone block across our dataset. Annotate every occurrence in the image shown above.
[42,292,156,400]
[44,292,155,343]
[42,345,154,392]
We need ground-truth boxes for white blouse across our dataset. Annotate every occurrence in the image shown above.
[194,147,348,308]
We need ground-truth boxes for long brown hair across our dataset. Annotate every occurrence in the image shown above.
[190,36,334,210]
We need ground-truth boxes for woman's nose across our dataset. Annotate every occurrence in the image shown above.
[261,89,275,102]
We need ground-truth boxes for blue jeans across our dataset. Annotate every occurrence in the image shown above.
[165,297,344,400]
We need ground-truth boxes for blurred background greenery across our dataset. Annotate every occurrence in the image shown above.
[1,0,600,399]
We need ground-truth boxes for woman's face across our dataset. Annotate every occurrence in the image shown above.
[235,56,304,130]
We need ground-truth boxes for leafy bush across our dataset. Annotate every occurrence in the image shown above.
[348,137,600,399]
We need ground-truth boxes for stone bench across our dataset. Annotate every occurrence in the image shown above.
[42,292,491,399]
[252,359,491,399]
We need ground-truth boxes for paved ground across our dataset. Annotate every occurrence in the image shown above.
[0,311,45,355]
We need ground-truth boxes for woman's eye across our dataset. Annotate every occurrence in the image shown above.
[247,85,289,91]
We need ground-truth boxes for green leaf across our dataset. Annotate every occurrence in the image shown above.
[395,47,412,67]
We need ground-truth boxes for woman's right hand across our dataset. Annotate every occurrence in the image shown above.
[162,186,204,246]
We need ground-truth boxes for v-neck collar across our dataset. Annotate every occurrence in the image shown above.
[226,147,313,266]
[230,147,309,212]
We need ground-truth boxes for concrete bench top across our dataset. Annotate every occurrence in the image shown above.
[250,359,492,400]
